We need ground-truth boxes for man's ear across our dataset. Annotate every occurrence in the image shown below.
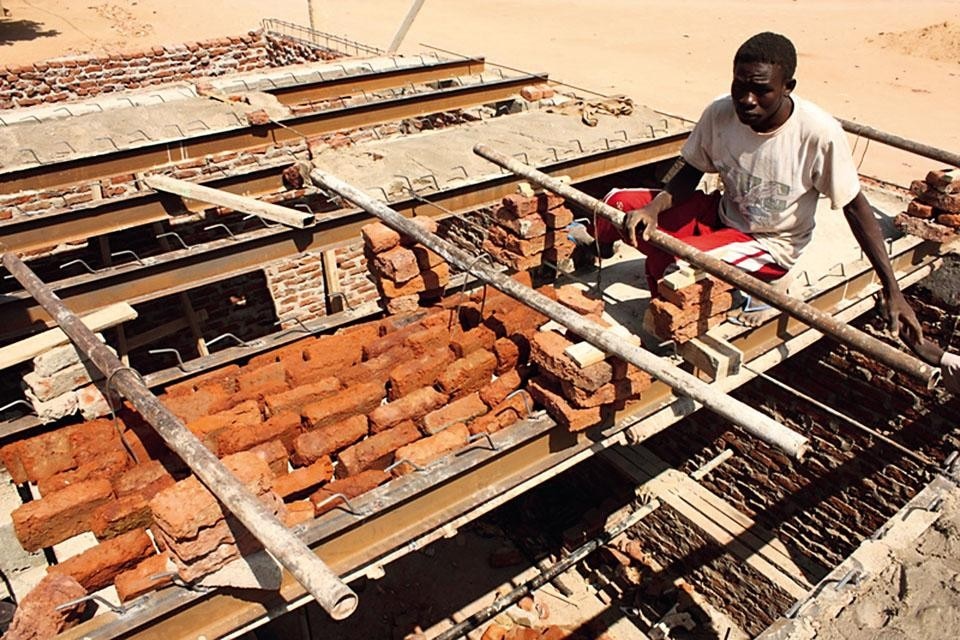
[785,78,797,94]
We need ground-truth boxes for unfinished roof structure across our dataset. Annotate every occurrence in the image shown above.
[1,18,959,640]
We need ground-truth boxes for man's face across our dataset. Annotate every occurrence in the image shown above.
[731,61,796,132]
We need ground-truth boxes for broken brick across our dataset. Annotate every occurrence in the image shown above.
[399,216,439,246]
[530,330,613,392]
[114,553,173,602]
[161,385,233,424]
[14,429,76,484]
[48,528,154,592]
[479,369,523,408]
[368,386,448,433]
[38,448,130,497]
[438,349,498,398]
[482,239,544,272]
[487,224,565,256]
[656,276,734,308]
[378,263,451,298]
[361,222,401,253]
[231,360,289,404]
[555,285,604,316]
[2,573,89,639]
[492,206,547,238]
[540,204,574,228]
[422,392,488,435]
[392,423,469,476]
[469,390,531,435]
[451,325,498,357]
[559,365,653,409]
[249,439,289,476]
[388,348,454,399]
[373,246,420,283]
[271,457,334,499]
[13,478,115,552]
[906,200,934,218]
[302,381,385,430]
[112,460,175,501]
[263,377,341,417]
[293,414,369,465]
[311,469,390,515]
[365,311,446,359]
[337,421,421,476]
[283,500,316,528]
[493,336,523,374]
[216,411,302,455]
[528,376,608,432]
[150,476,224,540]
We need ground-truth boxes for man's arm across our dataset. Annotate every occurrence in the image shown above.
[624,161,704,245]
[842,191,922,341]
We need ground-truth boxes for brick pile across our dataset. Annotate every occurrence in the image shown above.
[646,276,736,343]
[895,167,960,242]
[20,335,112,424]
[482,191,576,273]
[362,218,452,314]
[526,285,652,431]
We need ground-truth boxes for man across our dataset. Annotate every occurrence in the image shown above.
[572,32,921,336]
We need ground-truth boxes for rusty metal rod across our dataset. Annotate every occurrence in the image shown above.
[837,118,960,168]
[310,167,808,459]
[0,251,358,621]
[472,143,939,388]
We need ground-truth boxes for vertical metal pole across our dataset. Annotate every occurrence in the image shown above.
[388,0,428,53]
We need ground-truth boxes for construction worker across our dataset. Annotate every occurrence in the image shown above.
[905,337,960,393]
[569,31,922,337]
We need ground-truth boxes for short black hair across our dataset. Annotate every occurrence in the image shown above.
[734,32,797,80]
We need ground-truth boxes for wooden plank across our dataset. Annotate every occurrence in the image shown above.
[0,303,137,370]
[143,175,315,229]
[321,249,344,314]
[602,445,818,598]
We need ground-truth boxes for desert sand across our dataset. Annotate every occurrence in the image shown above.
[1,1,958,185]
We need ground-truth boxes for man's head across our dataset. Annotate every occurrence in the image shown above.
[731,32,797,132]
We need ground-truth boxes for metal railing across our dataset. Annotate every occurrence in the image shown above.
[262,18,383,57]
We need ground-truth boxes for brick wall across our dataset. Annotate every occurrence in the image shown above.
[264,252,327,324]
[0,31,341,111]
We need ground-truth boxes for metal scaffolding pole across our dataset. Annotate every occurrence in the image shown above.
[837,118,960,168]
[309,167,808,459]
[472,143,939,388]
[0,251,358,621]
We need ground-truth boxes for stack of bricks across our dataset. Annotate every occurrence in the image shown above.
[647,275,736,343]
[895,168,960,243]
[519,83,557,103]
[483,189,576,273]
[0,278,546,603]
[362,217,452,314]
[526,285,653,432]
[20,335,113,423]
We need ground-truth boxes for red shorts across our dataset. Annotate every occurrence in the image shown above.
[591,188,788,293]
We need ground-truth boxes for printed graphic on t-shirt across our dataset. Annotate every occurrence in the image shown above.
[716,158,791,227]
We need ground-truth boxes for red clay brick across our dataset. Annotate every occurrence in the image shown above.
[555,285,604,316]
[249,439,289,476]
[338,348,407,386]
[469,390,532,435]
[49,528,153,592]
[482,240,543,271]
[164,364,240,397]
[13,478,115,551]
[451,325,498,357]
[283,500,316,527]
[37,448,129,496]
[337,421,421,476]
[405,322,455,357]
[362,221,401,252]
[374,246,420,283]
[907,200,934,218]
[162,385,233,424]
[216,411,302,455]
[311,469,390,515]
[491,208,547,239]
[368,386,447,433]
[559,363,653,408]
[487,224,566,256]
[530,331,613,392]
[520,85,543,101]
[91,493,152,539]
[540,204,574,228]
[528,376,608,432]
[501,194,538,217]
[14,429,76,484]
[150,476,223,540]
[246,337,316,370]
[422,392,488,435]
[479,369,522,407]
[399,216,439,246]
[112,460,175,500]
[293,414,369,465]
[231,361,289,404]
[263,377,340,416]
[187,400,262,453]
[392,423,469,476]
[438,349,498,398]
[666,311,728,343]
[656,276,734,308]
[412,245,444,270]
[272,457,334,499]
[388,348,454,399]
[493,336,522,374]
[302,330,369,370]
[301,381,385,430]
[2,573,88,639]
[648,292,735,333]
[378,263,451,298]
[115,553,173,602]
[0,441,28,484]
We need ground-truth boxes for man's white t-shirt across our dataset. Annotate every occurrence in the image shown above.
[681,94,862,269]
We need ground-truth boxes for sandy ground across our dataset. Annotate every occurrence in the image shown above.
[1,1,959,185]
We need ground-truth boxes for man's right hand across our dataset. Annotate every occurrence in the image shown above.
[624,205,659,246]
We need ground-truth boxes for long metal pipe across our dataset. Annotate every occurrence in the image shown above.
[838,118,960,168]
[0,251,358,621]
[309,167,808,459]
[472,143,939,388]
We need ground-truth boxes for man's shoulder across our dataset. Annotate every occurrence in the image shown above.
[791,95,844,137]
